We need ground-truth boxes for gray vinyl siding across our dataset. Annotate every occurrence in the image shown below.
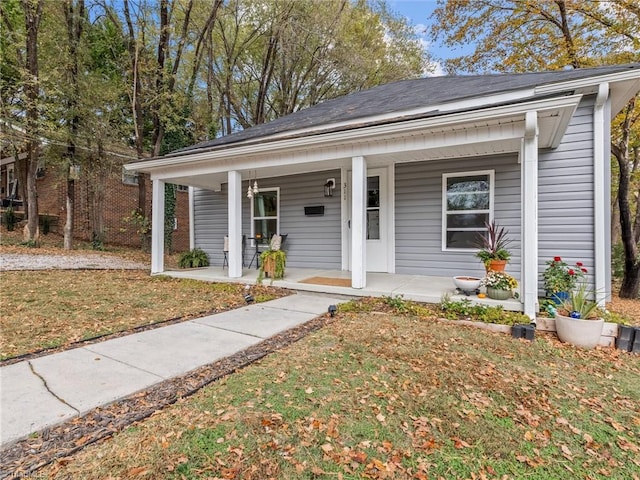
[538,96,596,293]
[193,187,228,266]
[193,169,342,269]
[395,154,521,279]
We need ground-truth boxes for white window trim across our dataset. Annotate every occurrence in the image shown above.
[122,166,139,185]
[250,186,280,245]
[441,169,495,251]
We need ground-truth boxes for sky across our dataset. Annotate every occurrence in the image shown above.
[386,0,473,76]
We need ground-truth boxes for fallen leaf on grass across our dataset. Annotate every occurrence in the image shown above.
[127,466,149,476]
[452,437,471,449]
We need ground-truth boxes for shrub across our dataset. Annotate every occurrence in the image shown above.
[178,248,210,268]
[542,256,587,294]
[3,206,17,231]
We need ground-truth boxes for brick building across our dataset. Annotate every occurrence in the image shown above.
[0,157,190,252]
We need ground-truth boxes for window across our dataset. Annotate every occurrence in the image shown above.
[176,184,188,192]
[251,188,279,244]
[122,167,139,185]
[36,158,46,178]
[367,176,380,240]
[442,171,494,250]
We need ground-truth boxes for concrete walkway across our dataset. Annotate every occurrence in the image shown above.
[0,293,347,448]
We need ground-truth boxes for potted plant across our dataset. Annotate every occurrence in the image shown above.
[480,270,518,300]
[542,256,587,303]
[177,248,210,268]
[554,282,604,349]
[475,221,511,272]
[257,248,286,283]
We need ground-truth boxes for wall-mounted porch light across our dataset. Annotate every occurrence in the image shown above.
[324,178,336,197]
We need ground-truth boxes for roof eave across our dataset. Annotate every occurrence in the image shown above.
[126,94,583,174]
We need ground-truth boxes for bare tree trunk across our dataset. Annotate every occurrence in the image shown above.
[121,0,146,217]
[63,0,85,250]
[611,191,620,246]
[612,98,640,298]
[22,0,43,243]
[89,141,108,246]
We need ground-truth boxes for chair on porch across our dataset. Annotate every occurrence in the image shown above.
[222,235,246,269]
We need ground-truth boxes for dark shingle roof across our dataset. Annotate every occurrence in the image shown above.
[171,63,639,157]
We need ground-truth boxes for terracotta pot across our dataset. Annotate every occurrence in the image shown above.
[486,287,511,300]
[262,256,276,278]
[555,314,604,349]
[486,260,507,272]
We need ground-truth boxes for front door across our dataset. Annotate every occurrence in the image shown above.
[348,168,389,272]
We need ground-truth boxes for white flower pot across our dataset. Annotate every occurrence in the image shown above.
[453,276,481,292]
[555,314,604,349]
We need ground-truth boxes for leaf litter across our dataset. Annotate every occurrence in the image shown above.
[24,309,640,480]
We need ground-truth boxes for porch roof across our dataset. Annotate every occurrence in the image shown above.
[126,64,640,191]
[132,63,639,163]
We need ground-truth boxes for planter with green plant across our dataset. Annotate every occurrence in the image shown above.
[475,221,511,272]
[542,256,588,303]
[257,249,286,284]
[178,248,210,268]
[554,281,604,349]
[480,270,519,300]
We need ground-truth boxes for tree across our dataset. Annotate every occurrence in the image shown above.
[207,0,430,135]
[21,0,44,243]
[430,0,640,298]
[61,0,85,250]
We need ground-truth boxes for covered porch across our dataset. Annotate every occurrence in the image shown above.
[159,267,524,312]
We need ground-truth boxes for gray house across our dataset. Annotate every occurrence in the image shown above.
[127,64,640,319]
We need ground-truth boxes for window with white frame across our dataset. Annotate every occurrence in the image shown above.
[176,184,188,192]
[251,188,279,244]
[122,166,139,185]
[442,170,494,250]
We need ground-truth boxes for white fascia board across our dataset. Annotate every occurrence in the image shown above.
[535,68,640,96]
[129,94,583,173]
[609,78,640,114]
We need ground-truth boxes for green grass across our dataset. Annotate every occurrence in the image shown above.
[44,312,640,479]
[0,270,286,359]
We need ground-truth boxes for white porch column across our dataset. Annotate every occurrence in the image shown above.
[351,156,367,288]
[227,170,243,278]
[151,179,165,274]
[521,111,539,320]
[188,186,195,250]
[593,83,609,305]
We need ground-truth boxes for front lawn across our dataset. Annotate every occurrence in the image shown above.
[0,270,285,360]
[43,309,640,479]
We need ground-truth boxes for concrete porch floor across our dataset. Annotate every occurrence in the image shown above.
[160,266,524,312]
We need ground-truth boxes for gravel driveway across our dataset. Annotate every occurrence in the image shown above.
[0,253,148,271]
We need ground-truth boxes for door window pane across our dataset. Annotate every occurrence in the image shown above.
[367,210,380,240]
[367,176,380,208]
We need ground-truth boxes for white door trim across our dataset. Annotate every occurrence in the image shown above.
[343,165,395,274]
